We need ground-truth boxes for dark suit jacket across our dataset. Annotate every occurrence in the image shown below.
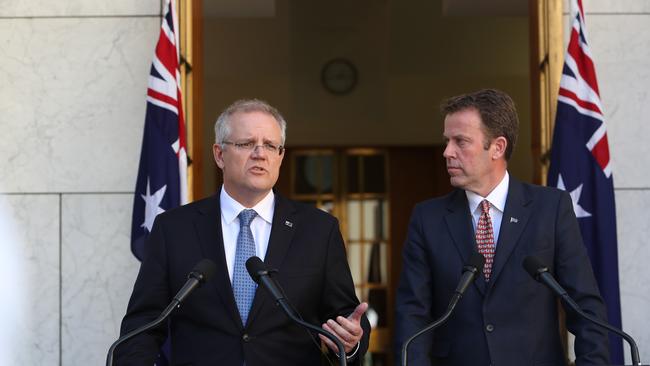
[395,177,610,366]
[117,191,370,365]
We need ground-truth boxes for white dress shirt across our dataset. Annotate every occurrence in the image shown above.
[220,187,275,282]
[465,172,510,247]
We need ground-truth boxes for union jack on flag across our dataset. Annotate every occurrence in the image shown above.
[131,0,188,262]
[547,0,623,362]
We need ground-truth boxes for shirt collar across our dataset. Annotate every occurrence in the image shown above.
[465,172,509,214]
[220,186,275,225]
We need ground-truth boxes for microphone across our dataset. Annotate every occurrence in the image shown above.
[106,259,217,366]
[401,253,485,366]
[449,253,486,310]
[246,256,286,304]
[245,256,348,366]
[523,256,642,366]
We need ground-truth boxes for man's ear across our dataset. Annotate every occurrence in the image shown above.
[492,136,507,160]
[213,144,225,169]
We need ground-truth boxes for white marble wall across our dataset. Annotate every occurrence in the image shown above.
[616,191,650,361]
[0,0,160,365]
[0,194,60,365]
[0,18,159,193]
[575,0,650,363]
[61,194,139,365]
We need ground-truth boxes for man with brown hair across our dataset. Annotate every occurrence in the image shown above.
[395,89,610,365]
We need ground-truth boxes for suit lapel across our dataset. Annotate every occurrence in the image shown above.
[486,177,532,291]
[444,190,487,295]
[246,193,297,326]
[262,194,297,269]
[194,192,242,329]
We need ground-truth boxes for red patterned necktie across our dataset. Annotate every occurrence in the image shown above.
[476,199,495,281]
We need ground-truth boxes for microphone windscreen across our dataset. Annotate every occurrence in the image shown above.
[468,252,485,272]
[245,256,266,283]
[523,256,546,278]
[193,259,217,283]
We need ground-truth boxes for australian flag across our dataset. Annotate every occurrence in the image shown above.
[130,0,187,364]
[131,0,188,261]
[547,0,623,363]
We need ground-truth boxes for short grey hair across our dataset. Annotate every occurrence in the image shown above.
[214,99,287,146]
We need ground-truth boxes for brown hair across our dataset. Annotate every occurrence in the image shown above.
[441,89,519,160]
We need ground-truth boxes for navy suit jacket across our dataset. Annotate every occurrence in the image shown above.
[395,177,610,366]
[117,191,370,365]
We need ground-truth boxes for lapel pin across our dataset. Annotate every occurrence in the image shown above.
[510,217,518,223]
[284,220,293,228]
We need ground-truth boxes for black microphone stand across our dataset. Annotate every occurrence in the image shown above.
[401,255,483,366]
[525,257,642,366]
[278,298,347,366]
[400,294,461,366]
[559,291,641,366]
[105,299,179,366]
[106,260,215,366]
[258,269,348,366]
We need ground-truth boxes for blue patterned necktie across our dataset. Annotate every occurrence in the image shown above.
[233,209,258,325]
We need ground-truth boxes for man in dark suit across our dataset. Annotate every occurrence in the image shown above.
[395,89,610,365]
[117,99,370,365]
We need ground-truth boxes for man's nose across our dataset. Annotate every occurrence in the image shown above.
[251,145,267,157]
[443,144,453,158]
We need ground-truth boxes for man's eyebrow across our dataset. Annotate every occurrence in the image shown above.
[443,133,467,140]
[235,136,253,141]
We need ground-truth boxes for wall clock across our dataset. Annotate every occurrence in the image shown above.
[321,58,358,95]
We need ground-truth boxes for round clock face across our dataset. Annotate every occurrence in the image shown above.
[321,58,358,95]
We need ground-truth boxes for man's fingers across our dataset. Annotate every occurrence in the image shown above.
[323,321,356,353]
[348,302,368,322]
[322,305,368,354]
[334,316,362,338]
[323,322,346,343]
[336,316,363,337]
[319,334,337,352]
[326,320,354,343]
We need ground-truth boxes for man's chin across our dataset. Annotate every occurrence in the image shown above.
[448,176,465,188]
[246,180,275,194]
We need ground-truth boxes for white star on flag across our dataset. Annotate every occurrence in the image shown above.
[557,174,592,218]
[141,177,167,232]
